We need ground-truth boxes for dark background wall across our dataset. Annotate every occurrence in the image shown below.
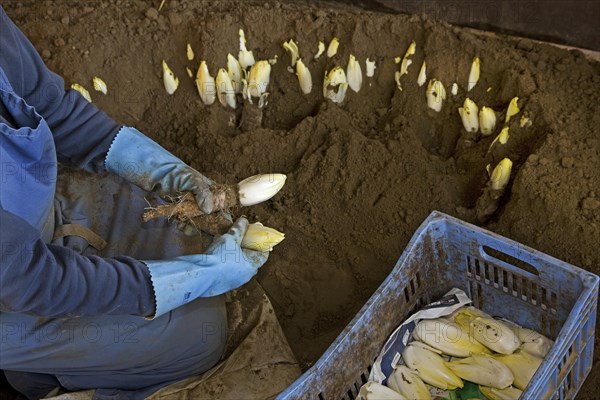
[327,0,600,51]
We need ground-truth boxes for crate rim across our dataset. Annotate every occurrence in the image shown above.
[277,211,599,399]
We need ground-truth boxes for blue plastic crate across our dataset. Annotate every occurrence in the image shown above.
[278,211,599,400]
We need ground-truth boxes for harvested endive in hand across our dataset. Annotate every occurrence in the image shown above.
[323,66,349,103]
[479,106,497,136]
[495,350,543,390]
[296,59,312,94]
[447,354,514,389]
[358,381,406,400]
[479,386,523,400]
[216,68,236,109]
[162,60,179,95]
[93,77,107,95]
[238,174,287,206]
[458,98,480,133]
[490,158,513,191]
[346,54,363,92]
[426,79,446,112]
[402,341,463,390]
[468,56,480,92]
[387,366,431,400]
[241,223,285,252]
[71,83,92,102]
[454,307,520,353]
[505,97,520,123]
[196,61,216,105]
[413,318,489,357]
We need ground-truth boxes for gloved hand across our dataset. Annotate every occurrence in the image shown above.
[105,126,214,213]
[143,217,268,318]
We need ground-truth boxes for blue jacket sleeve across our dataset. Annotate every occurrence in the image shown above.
[0,6,120,171]
[0,208,156,318]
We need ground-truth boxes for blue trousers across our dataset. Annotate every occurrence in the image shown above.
[1,168,227,399]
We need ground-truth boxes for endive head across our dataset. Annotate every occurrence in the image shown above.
[323,66,348,103]
[479,106,497,136]
[479,386,523,400]
[247,61,271,99]
[358,381,406,400]
[296,59,313,94]
[490,158,513,191]
[196,61,216,105]
[241,223,285,252]
[162,60,179,95]
[238,173,287,206]
[227,54,243,93]
[505,97,520,123]
[216,68,236,109]
[346,54,363,93]
[458,98,480,133]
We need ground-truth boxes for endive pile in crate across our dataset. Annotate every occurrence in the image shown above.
[358,306,553,400]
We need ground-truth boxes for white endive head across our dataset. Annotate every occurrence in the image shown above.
[387,366,431,400]
[71,83,92,102]
[346,54,363,93]
[216,68,236,109]
[417,61,427,87]
[241,223,285,252]
[515,327,553,358]
[402,342,464,390]
[283,38,299,67]
[93,77,107,95]
[458,98,480,133]
[358,381,406,400]
[323,66,349,103]
[413,318,490,357]
[490,158,513,191]
[238,29,256,70]
[186,43,194,61]
[366,58,376,77]
[447,354,514,389]
[505,97,520,123]
[468,56,480,92]
[479,386,523,400]
[162,60,179,95]
[227,54,243,94]
[296,59,312,94]
[314,41,325,59]
[327,37,339,58]
[495,351,543,390]
[238,173,287,206]
[196,61,216,105]
[479,106,497,136]
[247,61,271,99]
[426,79,446,112]
[451,82,459,96]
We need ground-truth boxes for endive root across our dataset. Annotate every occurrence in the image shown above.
[143,186,237,226]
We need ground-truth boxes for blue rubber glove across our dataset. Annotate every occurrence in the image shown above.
[105,126,215,213]
[143,217,268,318]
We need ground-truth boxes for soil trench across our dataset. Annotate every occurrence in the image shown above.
[4,0,599,397]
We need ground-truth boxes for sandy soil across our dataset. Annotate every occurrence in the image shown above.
[3,0,599,397]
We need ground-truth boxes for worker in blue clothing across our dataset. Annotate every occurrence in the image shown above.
[0,5,269,399]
